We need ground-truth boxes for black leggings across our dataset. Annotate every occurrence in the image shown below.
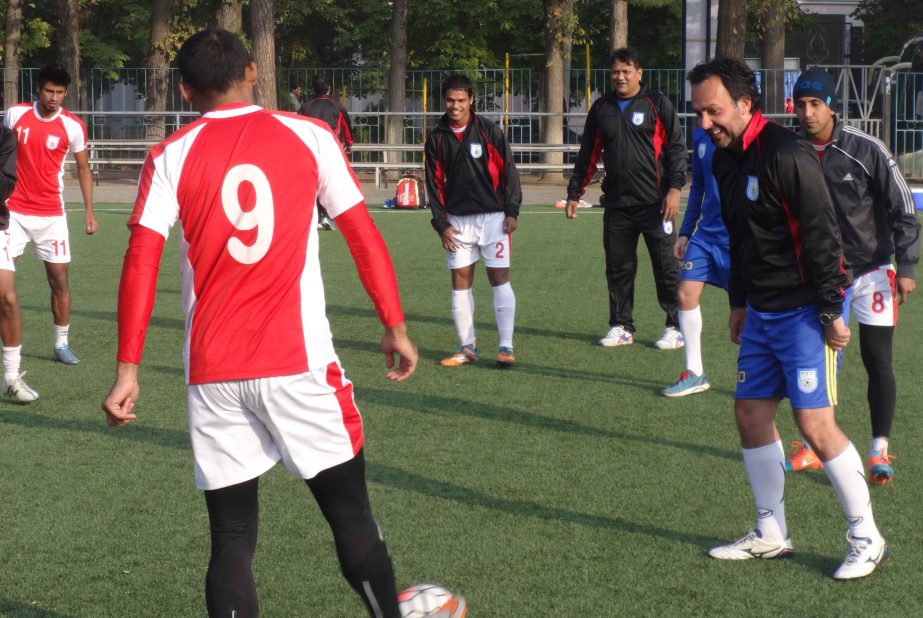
[859,323,895,439]
[203,450,399,618]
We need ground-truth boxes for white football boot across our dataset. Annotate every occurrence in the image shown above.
[832,530,889,579]
[708,528,794,560]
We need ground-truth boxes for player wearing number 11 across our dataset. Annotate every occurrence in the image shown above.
[102,29,419,617]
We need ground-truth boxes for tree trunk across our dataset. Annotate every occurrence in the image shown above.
[542,0,573,183]
[146,0,172,142]
[760,0,785,115]
[251,0,277,109]
[716,0,747,59]
[386,0,408,181]
[56,0,81,109]
[610,0,628,55]
[214,0,243,32]
[4,0,22,109]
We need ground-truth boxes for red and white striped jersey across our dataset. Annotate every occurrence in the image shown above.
[3,103,87,216]
[129,104,378,384]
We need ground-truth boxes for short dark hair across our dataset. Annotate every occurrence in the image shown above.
[176,29,250,95]
[37,63,71,90]
[311,75,329,97]
[441,74,474,98]
[687,57,761,111]
[610,48,641,69]
[290,82,302,92]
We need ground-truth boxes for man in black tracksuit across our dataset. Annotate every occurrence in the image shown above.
[565,48,687,350]
[425,74,522,367]
[791,67,920,484]
[689,57,888,580]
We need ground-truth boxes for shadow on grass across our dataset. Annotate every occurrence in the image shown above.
[20,304,184,330]
[367,460,838,570]
[0,408,189,452]
[358,386,738,462]
[0,601,75,617]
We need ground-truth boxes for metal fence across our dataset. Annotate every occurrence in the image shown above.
[7,65,922,179]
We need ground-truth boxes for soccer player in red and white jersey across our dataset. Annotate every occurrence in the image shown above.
[1,63,97,401]
[101,30,418,618]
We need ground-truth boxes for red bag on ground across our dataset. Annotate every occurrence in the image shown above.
[395,173,426,209]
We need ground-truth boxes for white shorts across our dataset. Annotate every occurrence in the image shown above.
[844,264,897,327]
[445,212,511,270]
[187,361,364,490]
[0,212,72,271]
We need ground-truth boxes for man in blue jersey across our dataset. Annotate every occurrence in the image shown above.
[662,127,729,397]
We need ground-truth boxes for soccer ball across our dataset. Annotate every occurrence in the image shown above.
[397,583,467,618]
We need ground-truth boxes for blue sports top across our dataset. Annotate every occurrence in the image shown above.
[681,127,728,246]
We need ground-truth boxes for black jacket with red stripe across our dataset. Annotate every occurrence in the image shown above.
[713,112,850,314]
[425,111,521,235]
[298,96,354,147]
[566,86,686,207]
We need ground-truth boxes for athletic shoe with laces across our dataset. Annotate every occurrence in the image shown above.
[662,370,710,397]
[708,528,794,560]
[440,344,479,366]
[654,326,684,350]
[832,530,889,579]
[4,372,39,403]
[54,344,80,365]
[599,325,633,347]
[867,450,896,485]
[496,346,515,367]
[784,440,824,472]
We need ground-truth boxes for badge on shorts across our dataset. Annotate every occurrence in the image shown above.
[798,369,818,393]
[698,143,706,159]
[746,176,759,201]
[45,135,61,150]
[469,143,482,159]
[631,112,644,126]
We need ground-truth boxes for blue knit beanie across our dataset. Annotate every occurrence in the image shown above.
[793,68,837,109]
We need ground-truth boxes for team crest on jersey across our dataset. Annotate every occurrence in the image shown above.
[469,143,482,159]
[798,369,818,393]
[746,176,759,201]
[631,112,644,126]
[45,135,61,150]
[698,143,706,158]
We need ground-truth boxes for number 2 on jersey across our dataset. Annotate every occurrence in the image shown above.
[221,164,275,264]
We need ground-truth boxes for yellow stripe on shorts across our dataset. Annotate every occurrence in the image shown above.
[824,344,838,406]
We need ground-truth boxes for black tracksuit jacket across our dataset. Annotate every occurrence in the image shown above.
[567,86,686,207]
[713,112,850,314]
[425,112,521,236]
[801,119,920,279]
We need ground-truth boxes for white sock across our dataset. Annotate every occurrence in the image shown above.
[742,441,788,541]
[3,345,22,381]
[492,282,516,349]
[678,306,703,375]
[451,289,475,347]
[870,437,889,456]
[824,442,880,539]
[54,324,69,349]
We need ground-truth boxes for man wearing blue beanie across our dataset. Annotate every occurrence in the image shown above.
[788,66,921,486]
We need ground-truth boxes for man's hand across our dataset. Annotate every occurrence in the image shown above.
[503,216,518,234]
[662,188,681,221]
[381,322,418,382]
[564,199,579,219]
[101,363,140,427]
[729,307,747,345]
[85,210,98,235]
[824,317,851,352]
[896,277,915,304]
[441,226,460,252]
[674,235,689,260]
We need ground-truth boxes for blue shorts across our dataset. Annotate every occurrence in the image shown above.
[679,236,730,290]
[735,305,838,408]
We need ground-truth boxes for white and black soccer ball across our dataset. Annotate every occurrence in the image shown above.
[397,583,467,618]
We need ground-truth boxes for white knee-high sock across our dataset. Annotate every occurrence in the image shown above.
[678,306,703,375]
[3,345,22,381]
[742,441,788,541]
[492,282,516,348]
[824,442,880,539]
[451,288,475,347]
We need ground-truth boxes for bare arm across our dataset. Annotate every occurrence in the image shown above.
[74,149,97,234]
